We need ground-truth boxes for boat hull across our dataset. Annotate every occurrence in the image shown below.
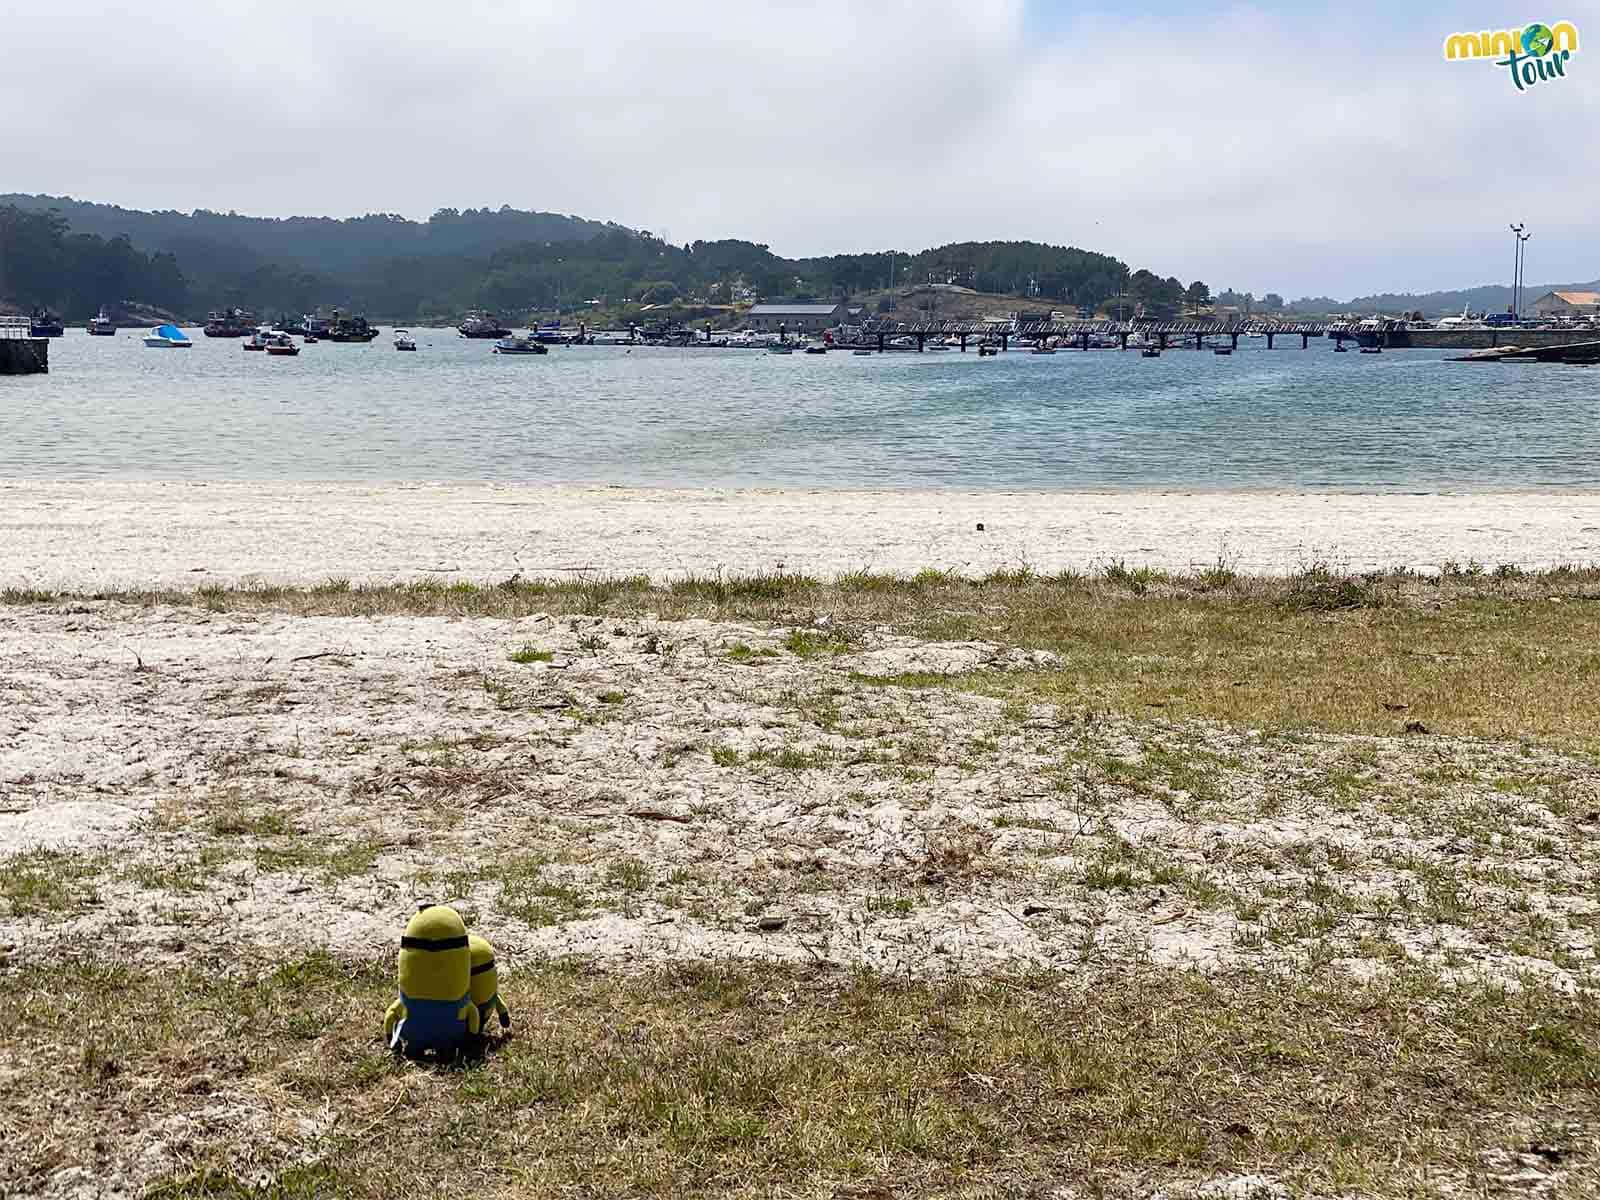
[30,322,65,338]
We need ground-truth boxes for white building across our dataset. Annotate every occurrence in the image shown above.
[1530,290,1600,318]
[746,302,846,333]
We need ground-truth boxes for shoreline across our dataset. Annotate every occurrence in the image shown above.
[4,479,1598,590]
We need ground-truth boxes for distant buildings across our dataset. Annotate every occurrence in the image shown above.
[747,302,846,333]
[1530,290,1600,318]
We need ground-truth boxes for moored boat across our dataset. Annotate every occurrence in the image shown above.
[491,334,548,355]
[87,307,117,336]
[204,308,255,338]
[326,312,379,342]
[29,309,65,338]
[459,310,512,339]
[143,324,192,348]
[394,329,417,351]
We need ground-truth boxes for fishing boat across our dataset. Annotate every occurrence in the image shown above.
[491,334,548,355]
[143,324,192,348]
[87,307,117,336]
[326,313,379,342]
[204,309,254,338]
[265,333,299,356]
[29,309,65,338]
[458,310,512,339]
[394,329,417,351]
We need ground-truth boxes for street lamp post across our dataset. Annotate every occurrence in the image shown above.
[1517,231,1531,320]
[1509,223,1526,319]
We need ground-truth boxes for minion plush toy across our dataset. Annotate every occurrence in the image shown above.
[468,933,512,1035]
[384,904,480,1059]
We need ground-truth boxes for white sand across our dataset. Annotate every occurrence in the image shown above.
[3,481,1598,591]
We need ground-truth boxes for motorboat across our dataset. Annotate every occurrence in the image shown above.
[492,334,548,355]
[1333,344,1349,353]
[1031,344,1056,355]
[265,333,299,356]
[1360,347,1383,355]
[852,348,874,356]
[394,329,418,351]
[1141,348,1161,358]
[977,344,999,357]
[803,344,827,355]
[459,310,512,339]
[1213,347,1233,356]
[87,307,116,336]
[143,324,192,348]
[303,335,319,344]
[243,327,273,351]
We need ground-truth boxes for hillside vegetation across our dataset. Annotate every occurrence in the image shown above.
[1,194,1190,324]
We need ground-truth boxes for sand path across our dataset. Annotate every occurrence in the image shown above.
[3,481,1598,590]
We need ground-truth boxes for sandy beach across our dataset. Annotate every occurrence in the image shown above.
[2,480,1599,592]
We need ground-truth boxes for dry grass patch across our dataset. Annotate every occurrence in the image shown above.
[1,957,1595,1198]
[21,566,1600,745]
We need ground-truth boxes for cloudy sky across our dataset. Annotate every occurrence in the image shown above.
[5,1,1597,297]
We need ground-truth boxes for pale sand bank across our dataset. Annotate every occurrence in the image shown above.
[3,480,1598,590]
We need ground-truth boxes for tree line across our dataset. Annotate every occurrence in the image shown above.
[0,206,188,319]
[1,196,1222,322]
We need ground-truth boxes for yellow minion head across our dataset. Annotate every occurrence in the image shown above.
[397,904,471,1003]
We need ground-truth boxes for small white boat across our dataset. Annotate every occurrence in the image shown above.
[143,324,192,348]
[394,329,417,351]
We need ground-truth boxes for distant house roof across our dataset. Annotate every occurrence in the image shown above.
[1548,291,1600,305]
[748,303,841,316]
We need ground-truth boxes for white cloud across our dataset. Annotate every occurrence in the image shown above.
[2,0,1596,295]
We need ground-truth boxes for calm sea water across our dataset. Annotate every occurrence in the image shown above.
[3,328,1598,488]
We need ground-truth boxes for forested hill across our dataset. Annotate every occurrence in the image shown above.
[2,194,1176,323]
[1,194,620,277]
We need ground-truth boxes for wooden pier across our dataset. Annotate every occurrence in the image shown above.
[0,317,48,374]
[849,316,1332,353]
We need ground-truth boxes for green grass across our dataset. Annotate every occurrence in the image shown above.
[0,849,102,916]
[507,644,554,664]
